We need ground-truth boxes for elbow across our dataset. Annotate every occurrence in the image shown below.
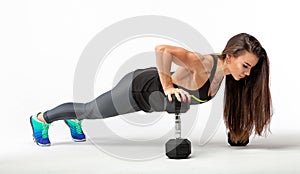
[155,45,167,53]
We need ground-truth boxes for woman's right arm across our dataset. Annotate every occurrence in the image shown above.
[155,45,200,103]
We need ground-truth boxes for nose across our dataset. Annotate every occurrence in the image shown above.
[244,69,251,76]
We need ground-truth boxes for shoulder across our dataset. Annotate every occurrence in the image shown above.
[189,52,215,74]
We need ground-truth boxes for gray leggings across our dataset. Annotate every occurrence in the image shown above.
[43,72,141,123]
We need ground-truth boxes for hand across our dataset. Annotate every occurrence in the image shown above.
[164,88,191,103]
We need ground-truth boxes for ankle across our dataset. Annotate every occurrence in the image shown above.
[37,112,47,124]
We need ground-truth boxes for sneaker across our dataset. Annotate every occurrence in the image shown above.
[30,113,51,146]
[64,119,86,142]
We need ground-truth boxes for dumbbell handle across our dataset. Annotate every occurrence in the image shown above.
[166,94,190,114]
[175,115,181,139]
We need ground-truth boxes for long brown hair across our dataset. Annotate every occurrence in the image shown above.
[221,33,273,143]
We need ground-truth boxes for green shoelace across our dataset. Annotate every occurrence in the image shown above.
[75,121,83,134]
[42,124,50,138]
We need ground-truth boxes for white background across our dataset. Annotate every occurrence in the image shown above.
[1,0,300,173]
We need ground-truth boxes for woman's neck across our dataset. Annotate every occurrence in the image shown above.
[218,58,231,76]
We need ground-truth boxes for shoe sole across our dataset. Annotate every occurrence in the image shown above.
[72,138,86,142]
[30,116,51,147]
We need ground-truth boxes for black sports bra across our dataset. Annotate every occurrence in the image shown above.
[173,54,218,104]
[131,54,219,112]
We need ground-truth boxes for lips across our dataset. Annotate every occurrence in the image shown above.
[239,75,245,78]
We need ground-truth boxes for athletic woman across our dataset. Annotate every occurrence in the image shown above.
[30,33,272,146]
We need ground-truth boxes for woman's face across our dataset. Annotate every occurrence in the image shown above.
[227,51,259,80]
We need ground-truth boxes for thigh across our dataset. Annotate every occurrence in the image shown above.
[81,71,140,119]
[110,71,140,113]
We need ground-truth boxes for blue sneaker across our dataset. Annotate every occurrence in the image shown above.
[30,113,51,146]
[64,119,86,142]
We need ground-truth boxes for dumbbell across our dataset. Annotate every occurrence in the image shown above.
[165,94,191,159]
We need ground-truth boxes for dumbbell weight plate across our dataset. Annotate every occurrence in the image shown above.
[165,138,191,159]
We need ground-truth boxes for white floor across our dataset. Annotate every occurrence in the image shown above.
[1,121,300,174]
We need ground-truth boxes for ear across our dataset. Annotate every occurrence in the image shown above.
[226,53,232,64]
[226,53,233,59]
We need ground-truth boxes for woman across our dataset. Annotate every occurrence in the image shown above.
[30,33,272,147]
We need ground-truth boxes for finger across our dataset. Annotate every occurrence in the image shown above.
[179,90,187,103]
[174,91,181,102]
[182,91,191,103]
[187,94,192,103]
[167,93,172,102]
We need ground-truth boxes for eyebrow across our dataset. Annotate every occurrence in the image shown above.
[244,62,252,67]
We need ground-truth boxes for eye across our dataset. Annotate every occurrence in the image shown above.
[243,64,248,68]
